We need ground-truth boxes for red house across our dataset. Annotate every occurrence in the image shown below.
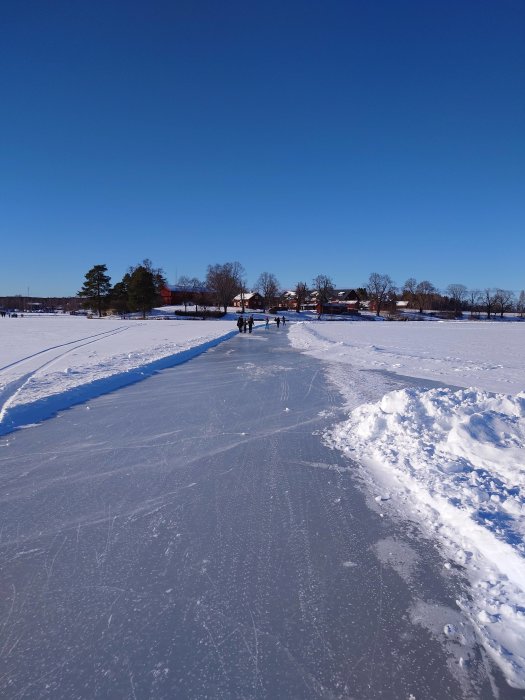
[160,285,213,307]
[232,292,264,309]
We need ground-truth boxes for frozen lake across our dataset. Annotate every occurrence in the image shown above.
[0,328,519,698]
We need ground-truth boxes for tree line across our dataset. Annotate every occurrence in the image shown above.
[78,260,167,319]
[78,261,525,319]
[310,273,524,319]
[365,275,524,318]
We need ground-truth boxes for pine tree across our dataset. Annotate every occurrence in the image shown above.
[110,276,130,315]
[78,264,112,317]
[127,265,157,319]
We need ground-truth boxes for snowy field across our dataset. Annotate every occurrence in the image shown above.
[289,320,525,689]
[1,313,525,688]
[0,313,238,433]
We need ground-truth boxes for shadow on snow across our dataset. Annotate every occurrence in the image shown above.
[0,330,237,436]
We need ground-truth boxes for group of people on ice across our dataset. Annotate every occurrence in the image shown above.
[236,314,286,333]
[237,315,255,333]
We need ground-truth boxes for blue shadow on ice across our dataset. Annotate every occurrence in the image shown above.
[0,330,237,436]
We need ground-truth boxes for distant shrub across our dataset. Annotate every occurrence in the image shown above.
[174,309,225,319]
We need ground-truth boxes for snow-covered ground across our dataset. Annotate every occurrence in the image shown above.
[289,319,525,395]
[289,320,525,689]
[0,312,239,433]
[2,313,525,688]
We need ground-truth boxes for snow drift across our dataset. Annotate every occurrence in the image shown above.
[290,320,525,688]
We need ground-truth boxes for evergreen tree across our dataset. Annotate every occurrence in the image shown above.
[78,264,112,317]
[110,276,130,315]
[141,258,167,300]
[127,265,157,319]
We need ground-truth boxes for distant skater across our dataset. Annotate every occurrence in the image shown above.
[281,315,286,326]
[248,315,254,333]
[276,316,280,328]
[237,316,244,333]
[243,319,248,333]
[265,316,269,329]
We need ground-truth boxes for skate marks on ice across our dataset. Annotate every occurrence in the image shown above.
[0,326,238,436]
[0,330,518,698]
[291,458,513,698]
[373,535,505,698]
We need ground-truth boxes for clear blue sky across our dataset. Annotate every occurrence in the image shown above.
[1,0,524,296]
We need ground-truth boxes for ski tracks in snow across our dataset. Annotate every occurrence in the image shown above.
[0,326,132,423]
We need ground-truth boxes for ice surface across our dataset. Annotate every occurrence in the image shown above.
[0,314,237,433]
[0,326,510,698]
[2,314,525,693]
[291,320,525,689]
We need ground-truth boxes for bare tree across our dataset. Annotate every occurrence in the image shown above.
[177,275,202,290]
[206,261,245,313]
[255,272,280,311]
[312,275,335,305]
[237,279,248,313]
[482,288,498,319]
[367,272,395,316]
[177,275,193,310]
[517,290,525,318]
[385,288,398,316]
[294,281,309,312]
[177,275,191,288]
[402,277,418,308]
[494,289,515,318]
[414,280,436,313]
[277,287,289,308]
[446,283,468,316]
[467,289,482,318]
[177,275,204,312]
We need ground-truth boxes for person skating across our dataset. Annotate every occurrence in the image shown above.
[237,316,244,333]
[248,315,254,333]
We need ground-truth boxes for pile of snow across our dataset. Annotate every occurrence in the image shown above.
[291,320,525,688]
[327,386,525,688]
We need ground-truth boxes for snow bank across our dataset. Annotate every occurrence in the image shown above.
[290,321,525,688]
[0,315,238,434]
[327,387,525,688]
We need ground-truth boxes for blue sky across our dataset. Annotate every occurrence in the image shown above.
[1,0,524,297]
